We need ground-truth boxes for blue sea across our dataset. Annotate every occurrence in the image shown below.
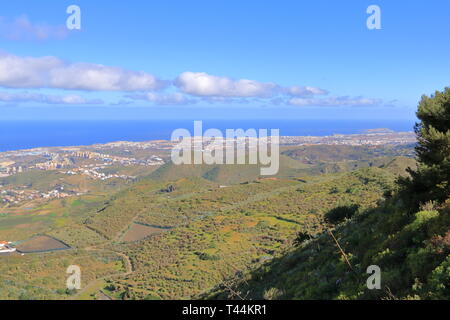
[0,119,416,152]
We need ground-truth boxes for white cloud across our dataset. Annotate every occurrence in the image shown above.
[126,92,194,105]
[0,91,103,105]
[49,63,166,91]
[174,72,330,101]
[175,72,278,97]
[0,52,385,108]
[289,96,382,107]
[0,52,167,91]
[0,15,69,41]
[0,53,63,88]
[284,85,328,96]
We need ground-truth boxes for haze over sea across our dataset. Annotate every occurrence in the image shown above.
[0,119,415,152]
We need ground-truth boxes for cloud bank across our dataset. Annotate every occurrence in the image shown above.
[0,52,167,91]
[0,52,383,107]
[125,92,194,105]
[0,15,69,41]
[284,86,328,96]
[0,91,103,105]
[289,96,382,107]
[175,72,279,98]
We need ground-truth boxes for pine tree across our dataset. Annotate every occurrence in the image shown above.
[399,87,450,206]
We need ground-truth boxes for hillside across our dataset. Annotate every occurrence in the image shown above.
[205,196,449,300]
[0,166,398,299]
[97,168,397,299]
[148,145,415,185]
[281,144,414,164]
[0,148,432,300]
[205,88,450,301]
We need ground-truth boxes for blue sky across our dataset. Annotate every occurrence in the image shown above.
[0,0,449,120]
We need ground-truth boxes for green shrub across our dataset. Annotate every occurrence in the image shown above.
[325,204,359,225]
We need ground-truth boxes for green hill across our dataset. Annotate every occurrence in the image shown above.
[204,88,450,301]
[281,144,414,164]
[148,145,415,185]
[205,197,449,300]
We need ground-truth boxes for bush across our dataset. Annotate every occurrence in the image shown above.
[294,231,313,245]
[325,204,359,225]
[406,210,439,231]
[263,287,284,300]
[195,251,220,261]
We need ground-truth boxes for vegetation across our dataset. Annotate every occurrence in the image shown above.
[0,89,447,300]
[206,88,450,300]
[399,87,450,206]
[0,250,124,300]
[324,204,359,225]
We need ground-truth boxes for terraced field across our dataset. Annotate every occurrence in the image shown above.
[93,169,393,299]
[16,235,70,253]
[0,146,417,300]
[121,223,170,242]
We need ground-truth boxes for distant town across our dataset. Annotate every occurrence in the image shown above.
[0,129,415,206]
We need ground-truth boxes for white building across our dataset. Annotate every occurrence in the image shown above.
[0,241,16,253]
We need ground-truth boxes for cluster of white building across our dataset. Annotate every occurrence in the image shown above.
[64,166,136,181]
[0,241,16,254]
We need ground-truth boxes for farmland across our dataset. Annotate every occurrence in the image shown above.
[121,223,170,242]
[1,142,433,300]
[15,235,70,253]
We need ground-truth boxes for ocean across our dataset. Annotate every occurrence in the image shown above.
[0,119,416,152]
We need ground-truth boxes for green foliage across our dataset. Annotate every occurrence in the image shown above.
[406,210,439,231]
[0,130,440,300]
[0,250,123,300]
[294,231,313,245]
[263,287,284,300]
[207,89,449,301]
[324,204,359,225]
[100,169,390,299]
[425,256,450,299]
[195,251,221,261]
[398,87,450,206]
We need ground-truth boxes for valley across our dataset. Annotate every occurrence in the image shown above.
[0,130,420,300]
